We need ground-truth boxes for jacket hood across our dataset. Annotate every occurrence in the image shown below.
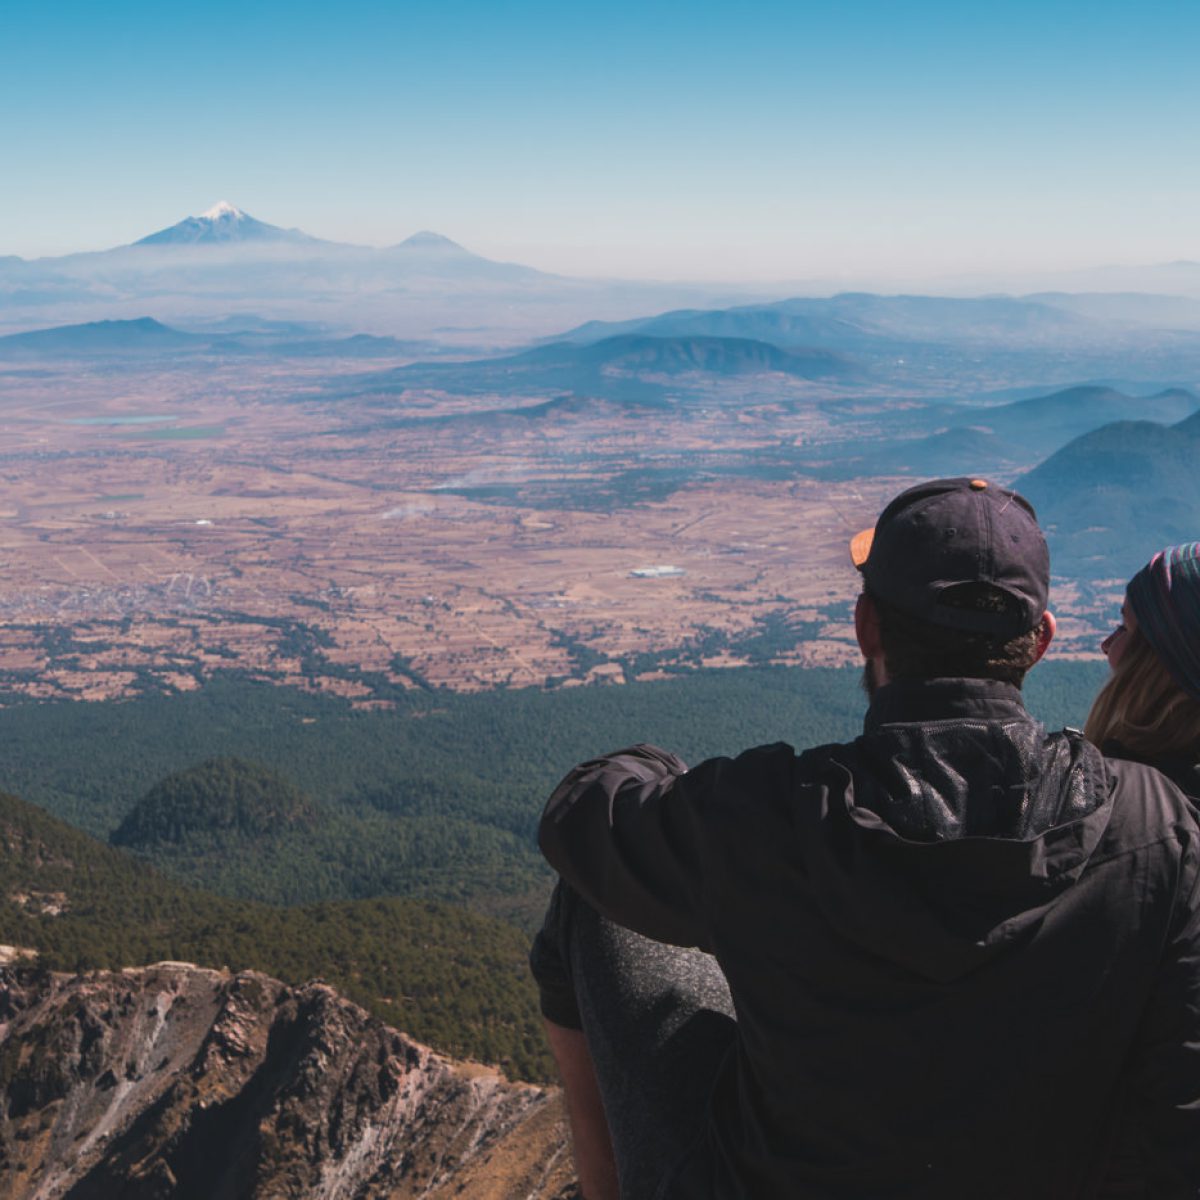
[795,678,1114,983]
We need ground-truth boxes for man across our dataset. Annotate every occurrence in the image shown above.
[530,477,1200,1199]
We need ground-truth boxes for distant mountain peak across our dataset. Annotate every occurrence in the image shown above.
[135,203,315,247]
[394,231,466,252]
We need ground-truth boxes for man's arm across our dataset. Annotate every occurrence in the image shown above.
[539,740,792,948]
[542,1019,619,1200]
[539,743,720,948]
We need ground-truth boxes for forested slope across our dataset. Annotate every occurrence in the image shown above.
[0,664,1107,918]
[0,789,551,1080]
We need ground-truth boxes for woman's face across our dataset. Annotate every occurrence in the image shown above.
[1101,596,1137,669]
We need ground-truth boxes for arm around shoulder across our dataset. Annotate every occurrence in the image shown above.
[537,743,711,947]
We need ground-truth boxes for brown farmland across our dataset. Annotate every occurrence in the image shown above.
[0,353,1108,703]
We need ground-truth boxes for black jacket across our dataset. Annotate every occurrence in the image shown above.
[1104,741,1200,808]
[1161,758,1200,802]
[539,678,1200,1198]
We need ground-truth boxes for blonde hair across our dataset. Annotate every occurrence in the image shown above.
[1084,628,1200,759]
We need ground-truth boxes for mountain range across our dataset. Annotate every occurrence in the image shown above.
[791,384,1200,483]
[0,203,764,345]
[8,204,1200,374]
[950,385,1199,457]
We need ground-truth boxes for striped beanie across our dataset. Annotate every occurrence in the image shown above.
[1126,543,1200,702]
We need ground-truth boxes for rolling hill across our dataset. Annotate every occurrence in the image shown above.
[803,425,1024,482]
[1017,412,1200,578]
[792,383,1200,485]
[952,385,1199,461]
[353,333,856,405]
[110,756,318,848]
[546,294,1200,388]
[0,316,205,356]
[555,292,1097,351]
[0,316,430,359]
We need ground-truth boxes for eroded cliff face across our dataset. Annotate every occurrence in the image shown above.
[0,964,576,1199]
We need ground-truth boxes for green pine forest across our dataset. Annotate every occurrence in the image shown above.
[0,662,1107,1081]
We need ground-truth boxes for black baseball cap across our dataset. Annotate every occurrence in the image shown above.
[850,477,1049,636]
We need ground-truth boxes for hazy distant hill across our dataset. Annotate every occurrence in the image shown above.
[1017,261,1200,300]
[557,292,1095,351]
[547,292,1200,387]
[954,385,1199,460]
[1030,291,1200,329]
[804,425,1023,482]
[0,316,205,356]
[0,316,430,360]
[796,383,1200,486]
[356,333,854,405]
[384,229,546,280]
[560,304,877,351]
[1017,412,1200,578]
[549,334,849,377]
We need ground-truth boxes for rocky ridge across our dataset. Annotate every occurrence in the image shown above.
[0,963,575,1199]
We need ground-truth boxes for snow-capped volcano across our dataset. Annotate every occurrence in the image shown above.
[200,200,243,221]
[135,202,317,246]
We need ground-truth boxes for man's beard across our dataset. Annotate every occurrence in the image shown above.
[861,659,882,699]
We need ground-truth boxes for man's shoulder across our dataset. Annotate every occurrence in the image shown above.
[1097,753,1200,853]
[686,741,801,794]
[1104,754,1197,812]
[679,740,853,825]
[700,738,863,778]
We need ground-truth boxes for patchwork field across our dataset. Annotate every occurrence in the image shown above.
[0,353,1113,702]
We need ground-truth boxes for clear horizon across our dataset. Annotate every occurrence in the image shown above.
[4,0,1198,283]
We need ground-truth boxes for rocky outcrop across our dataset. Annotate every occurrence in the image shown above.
[0,963,576,1199]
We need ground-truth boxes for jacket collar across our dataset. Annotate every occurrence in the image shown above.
[864,677,1031,732]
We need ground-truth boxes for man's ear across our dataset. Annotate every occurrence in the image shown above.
[1033,610,1056,663]
[855,592,883,660]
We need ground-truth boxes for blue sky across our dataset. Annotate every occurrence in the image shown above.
[4,0,1197,281]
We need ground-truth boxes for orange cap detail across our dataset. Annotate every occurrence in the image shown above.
[850,527,874,569]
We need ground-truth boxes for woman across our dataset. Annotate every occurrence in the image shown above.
[1085,542,1200,800]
